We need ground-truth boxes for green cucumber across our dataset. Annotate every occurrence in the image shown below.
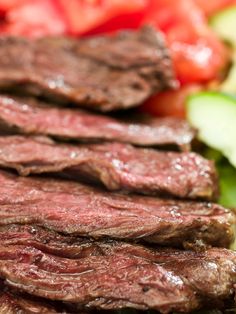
[210,5,236,46]
[187,92,236,168]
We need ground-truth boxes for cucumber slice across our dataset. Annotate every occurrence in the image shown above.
[210,5,236,46]
[187,92,236,168]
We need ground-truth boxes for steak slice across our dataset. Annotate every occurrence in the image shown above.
[0,245,200,313]
[0,95,195,151]
[0,170,234,248]
[0,234,235,312]
[0,291,63,314]
[0,27,176,112]
[0,135,218,200]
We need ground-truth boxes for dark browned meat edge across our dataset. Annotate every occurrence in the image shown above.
[0,135,219,200]
[0,94,196,151]
[0,225,235,313]
[0,26,176,112]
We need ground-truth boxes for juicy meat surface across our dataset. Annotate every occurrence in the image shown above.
[0,170,234,248]
[0,95,195,151]
[0,227,235,313]
[0,27,176,112]
[0,245,201,313]
[0,291,62,314]
[0,135,219,200]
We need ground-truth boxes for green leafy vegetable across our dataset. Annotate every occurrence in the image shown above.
[218,162,236,208]
[202,147,236,250]
[203,147,236,208]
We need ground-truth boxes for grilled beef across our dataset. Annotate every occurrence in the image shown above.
[0,245,203,313]
[0,21,234,314]
[0,27,175,112]
[0,228,235,313]
[0,95,195,151]
[0,291,63,314]
[0,135,218,200]
[0,170,234,248]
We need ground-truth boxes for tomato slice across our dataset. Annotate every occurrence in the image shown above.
[0,0,67,37]
[83,9,145,36]
[57,0,146,35]
[170,34,229,84]
[0,0,147,36]
[142,0,206,35]
[140,84,201,118]
[141,0,228,84]
[0,0,26,11]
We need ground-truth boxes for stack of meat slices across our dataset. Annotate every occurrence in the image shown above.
[0,26,235,314]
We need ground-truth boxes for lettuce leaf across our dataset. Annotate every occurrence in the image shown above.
[203,148,236,208]
[218,163,236,208]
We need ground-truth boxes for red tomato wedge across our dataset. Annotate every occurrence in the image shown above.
[83,9,146,35]
[56,0,146,35]
[141,0,228,84]
[194,0,236,16]
[142,0,206,35]
[0,0,147,36]
[170,34,228,84]
[0,0,67,37]
[140,85,201,118]
[0,0,26,11]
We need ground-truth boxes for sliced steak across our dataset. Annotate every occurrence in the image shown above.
[0,135,218,200]
[0,224,106,259]
[0,95,195,151]
[0,245,200,313]
[1,224,236,308]
[0,170,234,248]
[0,237,235,312]
[0,291,63,314]
[0,27,176,112]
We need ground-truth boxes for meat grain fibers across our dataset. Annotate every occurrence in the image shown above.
[0,229,235,313]
[0,135,219,200]
[0,94,195,151]
[0,170,234,248]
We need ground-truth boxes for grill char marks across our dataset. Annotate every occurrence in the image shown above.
[0,226,235,313]
[0,95,195,151]
[0,135,218,200]
[0,27,176,112]
[0,170,234,248]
